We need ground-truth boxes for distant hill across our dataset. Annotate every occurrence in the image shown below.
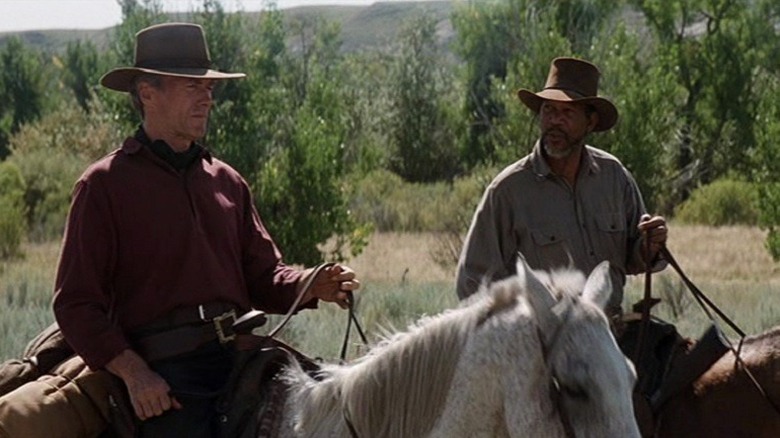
[0,1,456,55]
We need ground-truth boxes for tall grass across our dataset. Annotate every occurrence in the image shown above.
[1,225,779,362]
[260,281,458,361]
[0,242,59,359]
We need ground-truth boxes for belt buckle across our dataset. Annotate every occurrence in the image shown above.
[212,309,237,344]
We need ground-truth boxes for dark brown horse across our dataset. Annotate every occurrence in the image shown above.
[653,325,780,437]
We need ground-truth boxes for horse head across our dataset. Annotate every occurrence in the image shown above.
[519,258,641,438]
[276,259,641,438]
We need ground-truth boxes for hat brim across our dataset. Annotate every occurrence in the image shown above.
[100,67,246,92]
[517,88,618,132]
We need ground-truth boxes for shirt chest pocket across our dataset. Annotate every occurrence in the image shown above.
[594,212,627,259]
[596,212,626,233]
[528,226,570,269]
[530,227,565,246]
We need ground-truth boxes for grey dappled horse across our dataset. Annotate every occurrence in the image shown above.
[276,260,641,438]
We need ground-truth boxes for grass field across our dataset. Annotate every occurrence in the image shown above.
[1,225,778,362]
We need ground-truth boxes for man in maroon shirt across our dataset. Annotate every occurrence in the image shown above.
[35,22,359,437]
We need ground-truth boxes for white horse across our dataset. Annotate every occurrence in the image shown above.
[276,260,640,437]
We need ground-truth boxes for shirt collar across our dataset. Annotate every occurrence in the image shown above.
[122,126,213,164]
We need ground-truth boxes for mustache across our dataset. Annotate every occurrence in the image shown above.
[543,128,568,138]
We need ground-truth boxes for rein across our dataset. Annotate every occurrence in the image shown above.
[265,262,368,438]
[266,262,336,339]
[267,262,368,358]
[638,245,780,418]
[632,235,656,386]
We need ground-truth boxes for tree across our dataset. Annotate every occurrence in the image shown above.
[631,0,777,206]
[254,65,371,265]
[452,0,619,169]
[387,12,459,182]
[452,1,520,167]
[7,99,121,241]
[61,40,103,112]
[196,0,259,177]
[0,38,46,159]
[96,0,164,130]
[590,24,683,212]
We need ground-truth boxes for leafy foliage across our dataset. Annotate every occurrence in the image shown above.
[2,0,780,261]
[387,12,460,182]
[674,179,759,226]
[0,38,47,159]
[0,161,27,259]
[61,40,104,112]
[7,100,122,241]
[251,13,371,265]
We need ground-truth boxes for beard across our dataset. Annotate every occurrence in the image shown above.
[542,128,586,159]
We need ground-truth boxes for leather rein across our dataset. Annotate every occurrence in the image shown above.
[266,262,368,361]
[265,262,368,438]
[634,243,780,418]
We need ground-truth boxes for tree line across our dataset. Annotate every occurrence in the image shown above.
[0,0,779,264]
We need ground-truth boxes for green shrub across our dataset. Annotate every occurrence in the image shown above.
[7,101,122,241]
[350,167,496,233]
[10,149,86,241]
[348,166,497,269]
[674,178,759,226]
[0,161,27,259]
[349,169,454,232]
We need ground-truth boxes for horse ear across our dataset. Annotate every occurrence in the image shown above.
[582,261,612,310]
[516,255,560,339]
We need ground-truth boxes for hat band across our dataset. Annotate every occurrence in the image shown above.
[136,58,212,70]
[542,87,589,99]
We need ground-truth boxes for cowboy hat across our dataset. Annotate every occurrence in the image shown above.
[100,22,245,92]
[516,57,618,131]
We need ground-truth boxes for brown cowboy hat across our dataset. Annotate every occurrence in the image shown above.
[516,57,618,132]
[100,22,245,92]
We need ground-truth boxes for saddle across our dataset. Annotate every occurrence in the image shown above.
[617,300,730,437]
[0,314,321,438]
[215,335,322,438]
[0,323,74,397]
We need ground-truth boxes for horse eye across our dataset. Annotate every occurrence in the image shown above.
[561,384,589,401]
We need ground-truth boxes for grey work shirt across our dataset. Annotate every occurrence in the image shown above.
[456,141,662,312]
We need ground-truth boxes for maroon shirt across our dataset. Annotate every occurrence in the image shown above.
[53,137,306,369]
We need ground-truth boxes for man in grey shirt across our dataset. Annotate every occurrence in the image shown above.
[456,57,667,318]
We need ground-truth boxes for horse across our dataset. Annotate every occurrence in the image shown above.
[273,260,641,438]
[653,325,780,437]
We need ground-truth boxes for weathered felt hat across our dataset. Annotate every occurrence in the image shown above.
[100,22,245,92]
[516,57,618,131]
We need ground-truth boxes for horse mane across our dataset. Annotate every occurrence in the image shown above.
[282,277,519,438]
[742,325,780,346]
[694,324,780,394]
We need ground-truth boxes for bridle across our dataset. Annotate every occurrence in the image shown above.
[539,302,578,438]
[634,242,780,422]
[267,262,368,358]
[266,262,368,438]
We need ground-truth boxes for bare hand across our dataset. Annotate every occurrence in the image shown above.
[307,264,360,309]
[638,214,668,261]
[106,349,182,420]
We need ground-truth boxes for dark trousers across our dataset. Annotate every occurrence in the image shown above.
[136,341,234,438]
